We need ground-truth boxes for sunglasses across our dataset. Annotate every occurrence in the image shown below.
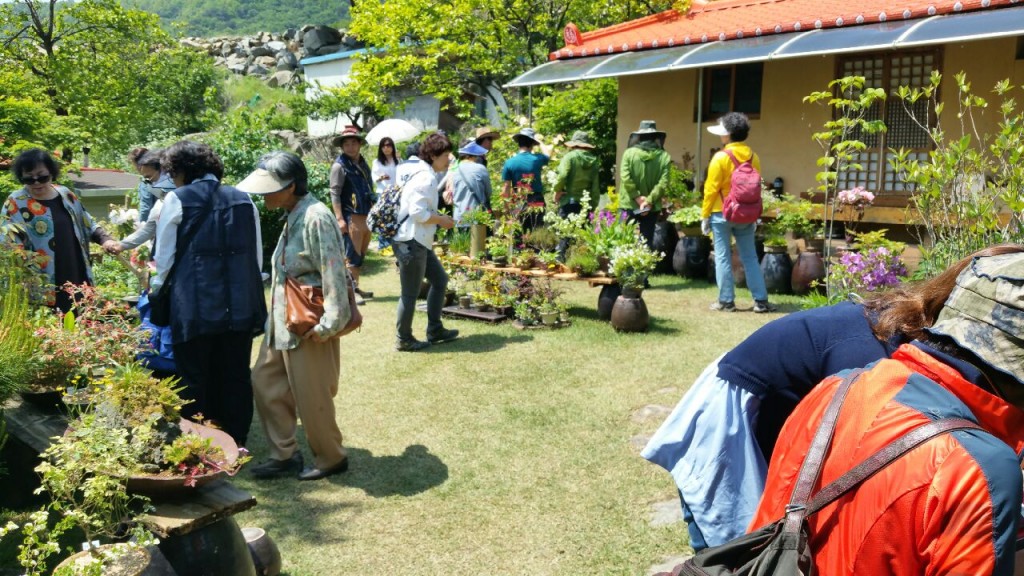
[20,174,52,185]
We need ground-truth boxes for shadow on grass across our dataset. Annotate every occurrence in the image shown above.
[331,444,448,497]
[652,275,716,293]
[421,333,532,354]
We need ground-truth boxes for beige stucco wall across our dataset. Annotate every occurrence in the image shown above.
[616,36,1024,208]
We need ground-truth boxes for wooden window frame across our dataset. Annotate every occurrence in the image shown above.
[696,63,764,123]
[823,47,943,208]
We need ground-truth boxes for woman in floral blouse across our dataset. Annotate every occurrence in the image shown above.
[2,148,118,312]
[237,151,353,482]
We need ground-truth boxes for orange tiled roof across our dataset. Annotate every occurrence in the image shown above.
[551,0,1019,60]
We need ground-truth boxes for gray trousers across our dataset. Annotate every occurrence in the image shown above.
[393,239,448,341]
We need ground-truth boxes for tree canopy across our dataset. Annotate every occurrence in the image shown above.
[0,0,221,163]
[124,0,351,37]
[345,0,682,119]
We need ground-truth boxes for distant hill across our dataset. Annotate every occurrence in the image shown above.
[124,0,350,37]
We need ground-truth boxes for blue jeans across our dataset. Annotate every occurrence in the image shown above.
[711,212,767,303]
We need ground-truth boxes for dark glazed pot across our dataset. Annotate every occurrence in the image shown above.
[159,517,257,576]
[652,221,677,275]
[243,527,283,576]
[673,236,711,280]
[610,288,649,333]
[791,249,826,295]
[760,246,793,294]
[597,283,622,321]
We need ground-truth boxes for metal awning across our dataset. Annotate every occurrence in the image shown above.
[506,6,1024,87]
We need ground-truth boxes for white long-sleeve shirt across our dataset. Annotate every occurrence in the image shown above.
[151,176,262,295]
[393,160,441,248]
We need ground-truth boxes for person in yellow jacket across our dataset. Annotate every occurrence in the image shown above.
[701,112,775,313]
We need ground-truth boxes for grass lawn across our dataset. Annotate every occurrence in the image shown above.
[234,254,809,576]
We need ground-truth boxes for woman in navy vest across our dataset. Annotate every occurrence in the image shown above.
[152,140,267,446]
[329,126,375,302]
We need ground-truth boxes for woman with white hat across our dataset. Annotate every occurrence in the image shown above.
[238,151,352,481]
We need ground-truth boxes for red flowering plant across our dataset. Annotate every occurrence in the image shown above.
[29,283,148,391]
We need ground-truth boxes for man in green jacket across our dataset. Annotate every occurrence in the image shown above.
[619,120,671,249]
[552,130,601,260]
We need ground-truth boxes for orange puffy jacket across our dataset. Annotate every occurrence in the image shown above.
[750,344,1024,576]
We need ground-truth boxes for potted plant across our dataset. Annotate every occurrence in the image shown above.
[485,238,509,266]
[513,300,537,326]
[26,284,148,399]
[538,301,559,326]
[666,205,711,279]
[459,207,492,259]
[608,241,661,332]
[511,249,535,271]
[565,245,599,276]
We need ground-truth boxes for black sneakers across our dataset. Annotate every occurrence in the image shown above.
[250,451,304,479]
[709,301,737,312]
[395,338,430,352]
[427,328,459,344]
[753,300,777,313]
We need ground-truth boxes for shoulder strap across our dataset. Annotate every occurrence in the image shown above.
[782,368,864,532]
[805,417,982,517]
[723,148,742,168]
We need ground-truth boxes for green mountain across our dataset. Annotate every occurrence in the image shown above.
[124,0,350,37]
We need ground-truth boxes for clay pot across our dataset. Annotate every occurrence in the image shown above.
[541,311,558,326]
[159,517,256,576]
[458,295,472,309]
[469,224,487,259]
[610,287,649,333]
[672,236,711,279]
[652,221,677,275]
[760,246,793,294]
[243,527,283,576]
[792,249,826,295]
[597,283,622,321]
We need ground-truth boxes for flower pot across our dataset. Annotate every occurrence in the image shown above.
[610,288,649,333]
[469,224,487,260]
[540,311,558,326]
[121,419,239,496]
[458,295,472,309]
[491,255,508,267]
[159,517,256,576]
[597,283,622,321]
[243,527,283,576]
[652,221,677,275]
[792,248,826,295]
[760,246,793,295]
[56,544,176,576]
[672,236,711,279]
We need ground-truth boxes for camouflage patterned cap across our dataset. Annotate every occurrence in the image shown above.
[925,253,1024,386]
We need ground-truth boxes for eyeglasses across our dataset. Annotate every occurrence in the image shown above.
[20,174,52,185]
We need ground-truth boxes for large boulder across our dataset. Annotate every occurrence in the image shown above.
[315,44,342,56]
[267,70,297,88]
[256,55,277,68]
[276,51,298,71]
[247,63,270,77]
[270,130,303,152]
[227,62,247,75]
[266,41,287,53]
[283,28,298,41]
[250,44,274,58]
[302,26,343,57]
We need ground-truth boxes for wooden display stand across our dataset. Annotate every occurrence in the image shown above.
[3,397,258,576]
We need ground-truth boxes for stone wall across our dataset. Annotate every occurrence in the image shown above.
[179,25,363,88]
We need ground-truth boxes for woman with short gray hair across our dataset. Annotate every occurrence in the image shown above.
[237,151,352,481]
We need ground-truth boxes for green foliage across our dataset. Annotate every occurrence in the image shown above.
[297,79,390,132]
[761,194,817,245]
[348,0,670,119]
[219,75,307,132]
[126,0,351,36]
[0,0,221,162]
[534,79,619,190]
[565,245,599,275]
[0,237,39,406]
[891,72,1024,271]
[804,76,887,243]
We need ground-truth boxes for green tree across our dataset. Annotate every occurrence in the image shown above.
[347,0,680,119]
[0,0,219,161]
[534,78,618,191]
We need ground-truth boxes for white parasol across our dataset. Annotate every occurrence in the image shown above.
[366,119,422,146]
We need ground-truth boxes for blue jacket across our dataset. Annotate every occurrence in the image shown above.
[169,180,267,343]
